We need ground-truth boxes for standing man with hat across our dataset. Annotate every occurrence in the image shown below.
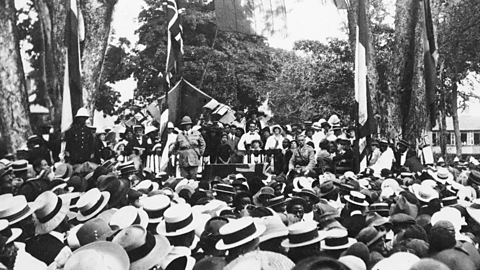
[174,116,205,180]
[393,139,416,173]
[63,107,95,165]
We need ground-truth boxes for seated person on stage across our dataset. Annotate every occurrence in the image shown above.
[216,133,233,164]
[243,139,266,164]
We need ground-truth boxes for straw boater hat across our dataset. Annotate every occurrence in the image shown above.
[135,180,160,193]
[321,228,357,250]
[33,191,71,235]
[0,220,22,244]
[54,163,73,180]
[212,184,236,195]
[109,206,149,230]
[111,225,172,270]
[258,216,289,243]
[157,204,199,236]
[64,241,130,270]
[344,191,369,207]
[281,220,328,248]
[293,177,315,190]
[411,184,438,203]
[141,194,171,224]
[216,217,266,250]
[0,195,35,225]
[434,167,454,184]
[266,196,290,208]
[296,188,320,204]
[11,160,28,174]
[75,188,110,222]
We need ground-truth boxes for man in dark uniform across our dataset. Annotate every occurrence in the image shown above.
[36,124,60,163]
[63,108,95,165]
[333,136,354,175]
[393,139,417,173]
[26,135,52,165]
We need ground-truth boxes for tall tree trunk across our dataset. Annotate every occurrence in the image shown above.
[437,58,446,156]
[0,0,32,152]
[80,0,118,113]
[451,79,462,157]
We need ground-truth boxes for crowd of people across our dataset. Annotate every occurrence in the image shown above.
[0,106,479,270]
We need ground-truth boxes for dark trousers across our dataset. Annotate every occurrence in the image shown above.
[180,166,198,180]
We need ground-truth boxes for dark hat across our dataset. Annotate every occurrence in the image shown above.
[468,170,480,185]
[296,188,320,204]
[317,212,343,231]
[12,160,28,173]
[117,161,137,176]
[365,212,391,228]
[212,184,236,195]
[286,197,308,213]
[344,242,371,267]
[101,160,116,171]
[76,218,112,246]
[389,213,416,226]
[318,180,337,197]
[356,226,386,247]
[267,196,289,208]
[367,203,390,215]
[0,166,12,178]
[27,135,42,145]
[67,174,87,193]
[398,139,410,148]
[97,176,131,208]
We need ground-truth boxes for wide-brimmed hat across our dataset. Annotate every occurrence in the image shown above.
[434,167,454,184]
[266,196,289,208]
[0,166,12,178]
[76,217,113,247]
[466,200,480,225]
[109,206,149,230]
[296,188,320,204]
[312,122,323,130]
[356,226,386,247]
[54,163,73,180]
[281,220,328,248]
[367,203,390,216]
[270,125,284,134]
[33,191,70,235]
[64,241,129,270]
[111,225,172,270]
[345,191,369,207]
[318,180,337,197]
[11,160,28,173]
[468,170,480,185]
[412,184,438,203]
[293,176,315,190]
[0,220,22,244]
[75,188,110,222]
[212,184,236,195]
[141,194,171,224]
[365,212,391,228]
[74,107,90,118]
[180,116,193,125]
[134,180,159,193]
[97,175,130,208]
[157,204,199,236]
[258,216,288,243]
[0,195,35,224]
[100,160,117,171]
[216,217,266,250]
[441,196,458,207]
[321,228,357,250]
[286,197,309,213]
[113,141,127,152]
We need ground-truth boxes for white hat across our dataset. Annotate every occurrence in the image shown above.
[371,252,419,270]
[0,220,22,244]
[453,156,460,163]
[109,206,149,230]
[344,191,369,207]
[281,220,327,248]
[75,188,110,222]
[258,216,289,243]
[339,255,366,270]
[434,167,454,184]
[216,217,266,250]
[111,225,172,270]
[412,184,438,203]
[141,195,170,223]
[292,176,314,190]
[0,195,35,225]
[157,204,200,236]
[145,125,158,135]
[64,241,130,270]
[321,229,357,250]
[135,180,159,192]
[75,107,90,118]
[34,191,71,235]
[167,122,174,129]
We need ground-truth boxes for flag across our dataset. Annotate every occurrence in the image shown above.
[355,0,371,172]
[65,0,83,117]
[61,53,73,133]
[165,0,183,88]
[333,0,350,9]
[423,0,437,128]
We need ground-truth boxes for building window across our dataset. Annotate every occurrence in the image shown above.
[461,132,467,145]
[449,133,455,145]
[475,133,480,145]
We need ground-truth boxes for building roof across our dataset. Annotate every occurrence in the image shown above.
[433,116,480,131]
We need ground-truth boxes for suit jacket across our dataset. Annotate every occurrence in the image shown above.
[175,130,206,167]
[25,233,66,265]
[289,145,316,171]
[127,136,151,157]
[64,124,95,164]
[226,135,240,151]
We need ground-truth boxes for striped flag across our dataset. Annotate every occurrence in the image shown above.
[355,0,371,172]
[423,0,437,128]
[165,0,183,88]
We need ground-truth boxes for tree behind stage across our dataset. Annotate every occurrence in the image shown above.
[0,0,32,153]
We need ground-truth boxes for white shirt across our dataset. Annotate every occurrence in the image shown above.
[312,131,326,153]
[14,242,47,270]
[370,147,395,176]
[237,132,261,151]
[265,135,284,150]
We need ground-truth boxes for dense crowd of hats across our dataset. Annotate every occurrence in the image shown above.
[0,150,480,270]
